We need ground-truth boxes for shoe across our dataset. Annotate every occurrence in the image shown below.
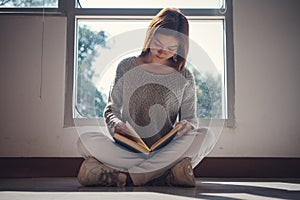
[168,157,196,187]
[147,157,195,187]
[77,157,127,187]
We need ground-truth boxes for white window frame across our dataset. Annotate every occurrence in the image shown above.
[67,0,235,128]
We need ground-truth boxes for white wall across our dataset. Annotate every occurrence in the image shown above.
[0,0,299,157]
[0,16,78,157]
[214,0,300,157]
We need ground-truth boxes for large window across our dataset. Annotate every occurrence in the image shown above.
[75,18,226,120]
[73,0,234,127]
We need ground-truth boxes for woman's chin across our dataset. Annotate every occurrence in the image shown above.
[153,57,166,64]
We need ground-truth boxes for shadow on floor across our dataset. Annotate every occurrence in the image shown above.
[0,178,299,200]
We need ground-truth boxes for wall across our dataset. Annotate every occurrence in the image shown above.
[215,0,300,157]
[0,0,299,158]
[0,15,77,157]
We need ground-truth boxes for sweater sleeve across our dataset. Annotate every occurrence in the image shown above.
[179,69,198,129]
[103,60,127,136]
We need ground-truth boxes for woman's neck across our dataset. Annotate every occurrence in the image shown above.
[135,55,177,75]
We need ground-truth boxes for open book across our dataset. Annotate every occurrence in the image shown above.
[114,122,182,155]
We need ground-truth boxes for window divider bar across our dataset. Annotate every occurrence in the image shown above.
[0,8,62,15]
[63,0,77,127]
[224,0,235,128]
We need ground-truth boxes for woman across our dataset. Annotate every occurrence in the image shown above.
[77,8,210,187]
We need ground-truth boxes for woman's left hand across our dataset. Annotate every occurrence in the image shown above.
[174,120,193,139]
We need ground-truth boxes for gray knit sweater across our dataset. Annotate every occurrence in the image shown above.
[104,56,197,147]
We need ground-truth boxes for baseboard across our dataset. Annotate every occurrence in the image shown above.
[0,157,299,178]
[193,157,300,178]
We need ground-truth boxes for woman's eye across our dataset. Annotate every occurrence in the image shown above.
[154,41,161,48]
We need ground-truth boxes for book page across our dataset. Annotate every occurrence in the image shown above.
[125,121,151,152]
[114,133,150,155]
[150,124,182,151]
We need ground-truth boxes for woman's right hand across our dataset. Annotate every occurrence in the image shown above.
[114,121,131,136]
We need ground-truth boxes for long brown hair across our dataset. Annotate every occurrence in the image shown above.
[140,8,189,71]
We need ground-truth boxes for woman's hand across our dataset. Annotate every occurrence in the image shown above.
[114,121,131,136]
[174,120,193,139]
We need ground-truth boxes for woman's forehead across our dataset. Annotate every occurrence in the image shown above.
[153,33,179,46]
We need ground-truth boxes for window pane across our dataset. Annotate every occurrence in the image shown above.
[75,18,226,119]
[188,20,226,119]
[77,0,225,9]
[0,0,58,8]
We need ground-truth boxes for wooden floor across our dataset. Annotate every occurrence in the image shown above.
[0,177,299,199]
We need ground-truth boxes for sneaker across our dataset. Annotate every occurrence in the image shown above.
[168,157,196,187]
[77,157,127,187]
[147,157,195,187]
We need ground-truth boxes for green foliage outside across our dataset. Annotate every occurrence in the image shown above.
[188,65,223,118]
[76,25,108,118]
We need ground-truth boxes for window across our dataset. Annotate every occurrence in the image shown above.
[75,19,226,120]
[72,0,234,127]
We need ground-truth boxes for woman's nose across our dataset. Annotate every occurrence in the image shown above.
[157,48,166,55]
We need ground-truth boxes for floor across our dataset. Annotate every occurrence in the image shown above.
[0,177,299,200]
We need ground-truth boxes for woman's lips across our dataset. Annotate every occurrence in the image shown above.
[156,55,164,59]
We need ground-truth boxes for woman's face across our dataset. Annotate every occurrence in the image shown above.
[149,33,179,64]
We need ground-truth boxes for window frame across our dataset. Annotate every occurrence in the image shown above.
[0,0,235,128]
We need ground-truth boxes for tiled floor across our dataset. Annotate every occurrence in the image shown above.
[0,177,299,200]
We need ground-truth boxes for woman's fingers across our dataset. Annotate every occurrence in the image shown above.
[114,122,130,136]
[175,120,192,138]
